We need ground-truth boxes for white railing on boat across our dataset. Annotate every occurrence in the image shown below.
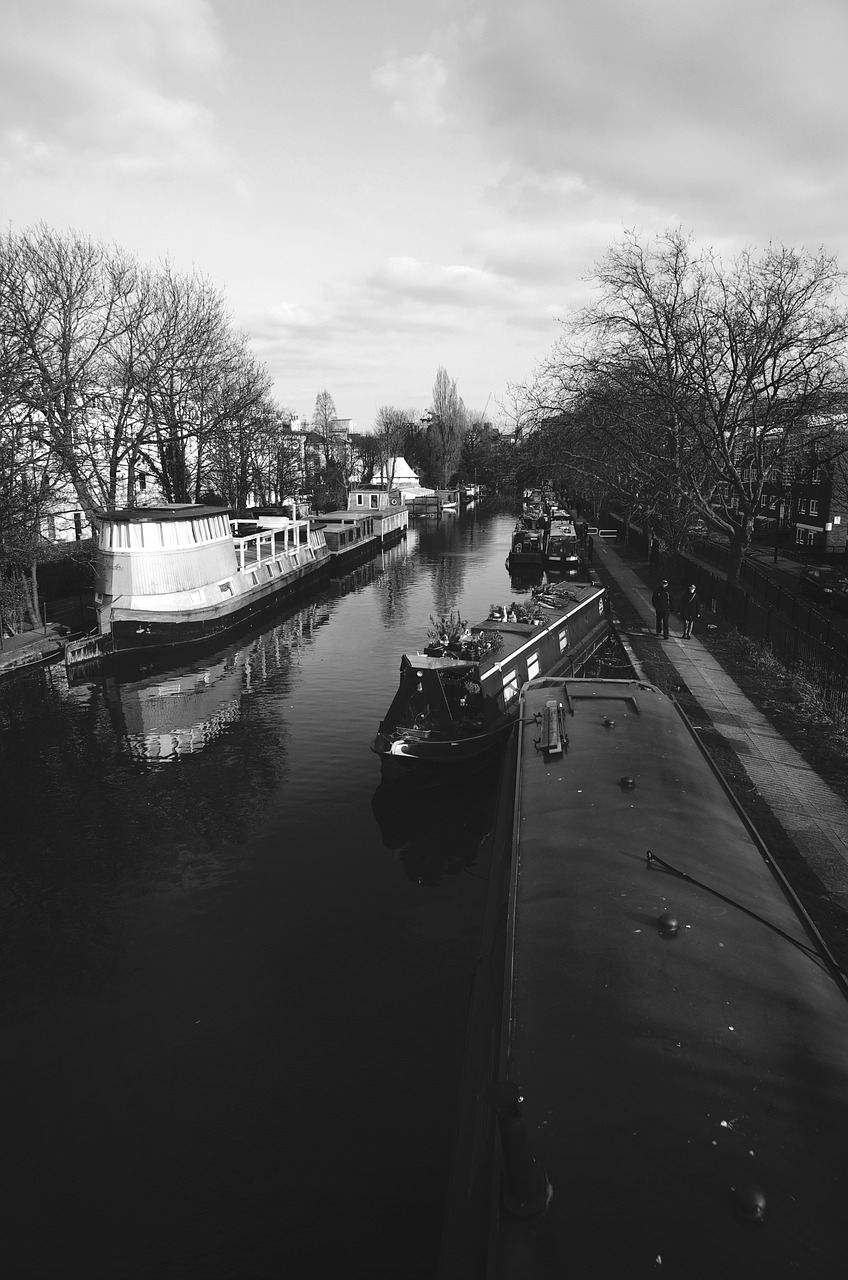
[231,518,324,574]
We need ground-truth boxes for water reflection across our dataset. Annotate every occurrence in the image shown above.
[507,565,545,594]
[104,604,330,764]
[371,759,501,887]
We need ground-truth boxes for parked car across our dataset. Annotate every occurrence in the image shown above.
[799,566,848,613]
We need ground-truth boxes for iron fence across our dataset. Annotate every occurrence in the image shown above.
[605,513,848,722]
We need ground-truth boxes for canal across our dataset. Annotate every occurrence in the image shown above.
[1,508,530,1279]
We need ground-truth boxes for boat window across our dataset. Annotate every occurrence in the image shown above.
[503,671,520,703]
[558,629,569,652]
[527,654,540,681]
[147,522,164,547]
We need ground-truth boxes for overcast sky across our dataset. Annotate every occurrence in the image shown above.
[4,0,848,428]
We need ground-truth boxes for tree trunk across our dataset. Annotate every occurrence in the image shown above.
[726,538,745,588]
[24,562,42,629]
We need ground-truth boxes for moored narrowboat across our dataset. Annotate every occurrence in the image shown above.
[507,513,549,567]
[371,582,609,776]
[439,676,848,1277]
[544,509,580,575]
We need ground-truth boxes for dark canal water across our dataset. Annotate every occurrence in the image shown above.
[0,509,532,1279]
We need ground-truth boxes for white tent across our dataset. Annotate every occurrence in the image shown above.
[378,457,434,500]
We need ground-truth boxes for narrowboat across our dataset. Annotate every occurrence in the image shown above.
[521,487,546,516]
[371,582,609,776]
[65,503,331,666]
[544,509,580,575]
[439,676,848,1277]
[507,513,549,567]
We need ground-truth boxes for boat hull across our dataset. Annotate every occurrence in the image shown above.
[108,553,331,658]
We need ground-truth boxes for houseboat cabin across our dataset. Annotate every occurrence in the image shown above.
[346,485,409,547]
[69,503,330,663]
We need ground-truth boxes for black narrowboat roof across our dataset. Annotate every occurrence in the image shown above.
[449,676,848,1276]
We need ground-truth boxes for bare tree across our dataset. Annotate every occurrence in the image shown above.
[373,405,412,489]
[523,229,848,581]
[312,389,338,467]
[6,225,143,519]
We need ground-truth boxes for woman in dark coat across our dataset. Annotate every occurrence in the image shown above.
[679,584,701,638]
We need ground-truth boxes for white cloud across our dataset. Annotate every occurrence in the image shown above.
[366,255,517,307]
[0,0,226,176]
[371,52,448,125]
[428,0,848,248]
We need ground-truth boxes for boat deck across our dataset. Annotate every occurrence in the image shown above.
[488,677,848,1275]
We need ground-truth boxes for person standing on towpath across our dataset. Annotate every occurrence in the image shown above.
[678,583,701,639]
[651,579,672,639]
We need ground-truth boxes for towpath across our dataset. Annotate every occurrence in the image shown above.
[592,533,848,968]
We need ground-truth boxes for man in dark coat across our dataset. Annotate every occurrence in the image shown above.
[651,579,672,639]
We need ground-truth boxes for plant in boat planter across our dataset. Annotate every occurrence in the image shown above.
[427,612,468,647]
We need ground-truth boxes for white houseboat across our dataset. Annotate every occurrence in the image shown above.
[65,504,330,666]
[344,484,409,548]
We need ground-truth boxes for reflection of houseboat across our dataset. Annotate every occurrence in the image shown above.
[371,582,609,776]
[105,607,325,763]
[65,504,330,666]
[544,509,580,576]
[109,657,245,763]
[508,513,549,567]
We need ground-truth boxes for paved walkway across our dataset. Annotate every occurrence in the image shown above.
[593,534,848,915]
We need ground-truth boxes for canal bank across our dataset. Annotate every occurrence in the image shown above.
[592,533,848,970]
[0,621,69,677]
